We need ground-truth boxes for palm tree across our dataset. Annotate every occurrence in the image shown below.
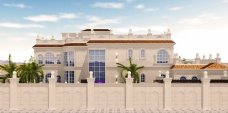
[116,58,144,83]
[17,58,44,83]
[0,54,17,83]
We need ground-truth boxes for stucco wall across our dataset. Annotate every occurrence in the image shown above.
[0,84,9,109]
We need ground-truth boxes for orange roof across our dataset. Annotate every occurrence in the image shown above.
[33,43,87,47]
[171,63,228,70]
[170,64,205,70]
[87,40,175,44]
[201,63,228,70]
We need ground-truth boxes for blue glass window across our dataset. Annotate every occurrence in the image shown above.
[89,50,105,83]
[180,76,187,80]
[56,54,61,64]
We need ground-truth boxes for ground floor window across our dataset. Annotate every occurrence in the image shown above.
[45,73,51,83]
[141,73,145,82]
[57,75,61,83]
[65,71,74,83]
[180,76,187,80]
[192,76,198,80]
[89,50,105,83]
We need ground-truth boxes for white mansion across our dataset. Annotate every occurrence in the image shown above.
[33,29,228,83]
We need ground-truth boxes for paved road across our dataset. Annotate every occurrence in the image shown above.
[1,108,228,113]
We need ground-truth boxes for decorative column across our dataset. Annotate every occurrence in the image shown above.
[9,71,19,110]
[125,71,133,110]
[48,71,56,110]
[201,71,211,110]
[163,71,172,110]
[87,71,95,110]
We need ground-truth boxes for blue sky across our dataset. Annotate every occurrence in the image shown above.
[0,0,228,62]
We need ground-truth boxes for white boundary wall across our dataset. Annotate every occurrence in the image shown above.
[0,76,228,110]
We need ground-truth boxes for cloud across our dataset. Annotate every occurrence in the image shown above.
[25,13,78,22]
[178,13,222,26]
[113,26,168,34]
[3,3,28,8]
[93,2,124,9]
[221,0,228,3]
[0,22,44,28]
[135,4,158,12]
[168,6,183,11]
[76,16,122,29]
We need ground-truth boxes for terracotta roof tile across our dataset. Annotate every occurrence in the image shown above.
[33,43,87,47]
[170,64,205,70]
[33,45,63,47]
[171,63,228,70]
[87,40,175,44]
[201,63,228,70]
[82,29,110,31]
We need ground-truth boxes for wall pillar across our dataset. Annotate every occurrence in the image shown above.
[87,71,95,110]
[9,71,19,110]
[201,71,211,110]
[48,72,56,110]
[163,71,172,110]
[125,71,133,110]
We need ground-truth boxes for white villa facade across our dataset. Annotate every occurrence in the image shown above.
[33,29,228,83]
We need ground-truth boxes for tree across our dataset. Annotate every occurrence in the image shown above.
[0,54,17,83]
[116,58,144,83]
[17,58,44,83]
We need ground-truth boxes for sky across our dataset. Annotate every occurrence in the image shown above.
[0,0,228,62]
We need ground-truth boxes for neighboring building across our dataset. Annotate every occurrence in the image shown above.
[33,29,228,83]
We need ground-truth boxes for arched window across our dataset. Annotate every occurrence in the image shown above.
[157,50,168,64]
[57,75,61,83]
[45,73,51,83]
[38,54,43,64]
[141,73,145,82]
[180,76,187,80]
[192,76,198,80]
[56,54,61,64]
[128,49,133,58]
[45,53,54,64]
[140,49,145,58]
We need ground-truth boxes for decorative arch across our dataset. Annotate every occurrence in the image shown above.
[192,76,198,80]
[157,49,169,64]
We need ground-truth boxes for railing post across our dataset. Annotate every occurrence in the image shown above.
[87,71,95,110]
[201,71,211,110]
[9,71,19,110]
[125,71,133,110]
[48,71,56,110]
[163,71,172,110]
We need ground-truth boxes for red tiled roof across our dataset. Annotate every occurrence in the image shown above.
[33,43,87,47]
[87,40,175,44]
[170,64,205,70]
[64,43,87,46]
[82,29,110,31]
[33,45,63,47]
[171,63,228,70]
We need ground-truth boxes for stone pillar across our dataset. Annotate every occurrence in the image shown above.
[87,71,95,110]
[163,71,172,110]
[201,71,211,110]
[125,71,133,110]
[9,71,19,110]
[48,72,56,110]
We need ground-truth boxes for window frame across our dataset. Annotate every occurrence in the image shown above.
[140,48,146,59]
[156,49,169,64]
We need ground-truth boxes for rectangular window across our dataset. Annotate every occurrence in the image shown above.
[64,71,74,83]
[64,51,74,66]
[89,50,105,83]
